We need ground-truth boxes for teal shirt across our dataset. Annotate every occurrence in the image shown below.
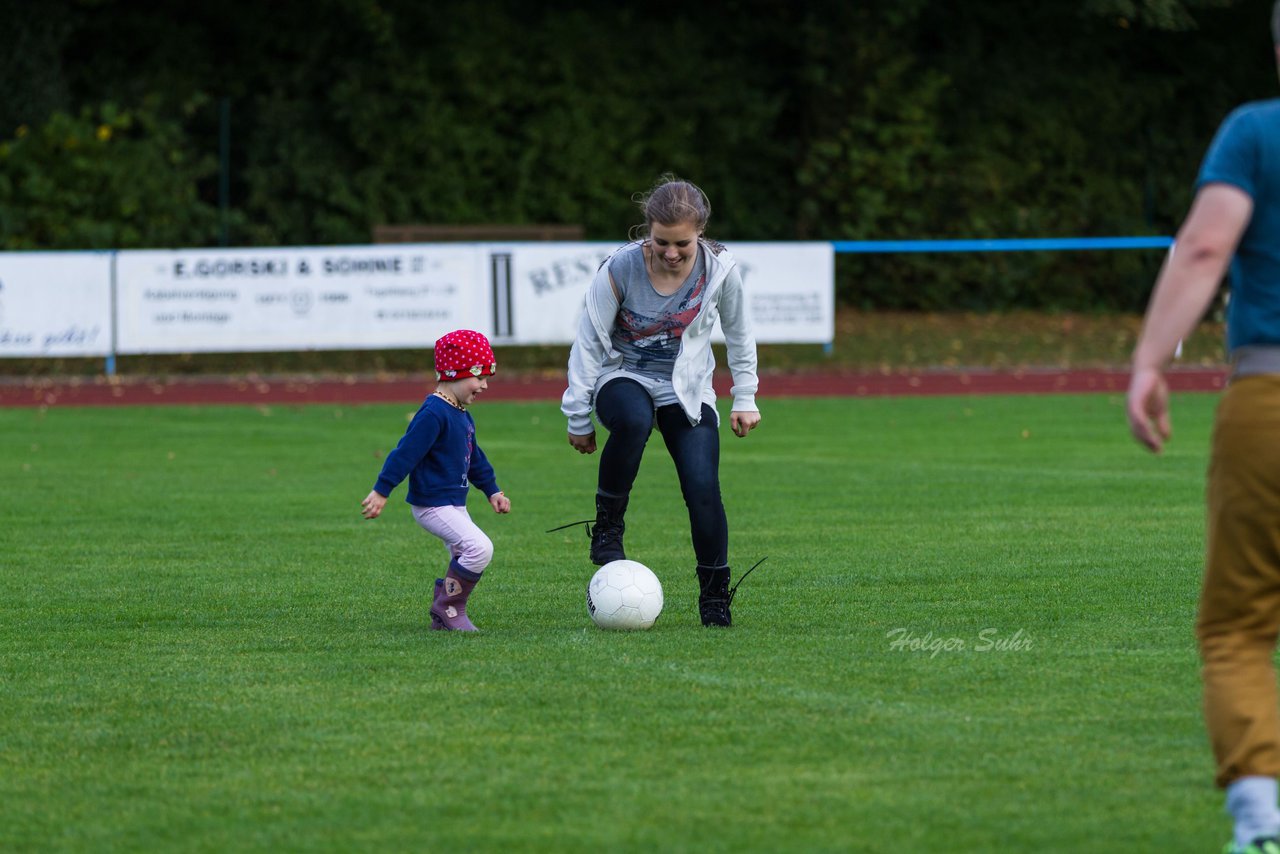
[1196,99,1280,352]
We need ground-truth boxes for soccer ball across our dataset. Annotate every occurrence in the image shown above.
[587,560,663,630]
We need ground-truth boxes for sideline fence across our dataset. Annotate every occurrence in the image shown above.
[0,236,1174,374]
[833,237,1172,254]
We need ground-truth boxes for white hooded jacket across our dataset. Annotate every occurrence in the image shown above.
[562,238,759,435]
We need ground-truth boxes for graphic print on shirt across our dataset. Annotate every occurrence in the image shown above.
[459,422,474,489]
[615,272,707,372]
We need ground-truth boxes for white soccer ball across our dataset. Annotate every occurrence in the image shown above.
[587,560,664,630]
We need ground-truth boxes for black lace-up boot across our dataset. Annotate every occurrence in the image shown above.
[589,494,628,566]
[697,564,732,627]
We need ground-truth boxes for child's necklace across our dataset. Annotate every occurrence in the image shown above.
[433,389,465,410]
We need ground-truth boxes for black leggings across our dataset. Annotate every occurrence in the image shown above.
[595,378,728,568]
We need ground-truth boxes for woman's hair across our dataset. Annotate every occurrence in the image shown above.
[628,174,711,241]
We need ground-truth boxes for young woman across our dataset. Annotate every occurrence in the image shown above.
[561,176,760,627]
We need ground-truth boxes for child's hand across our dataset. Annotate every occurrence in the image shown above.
[361,490,387,519]
[490,491,511,514]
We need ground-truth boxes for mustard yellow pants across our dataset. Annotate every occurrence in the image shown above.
[1200,375,1280,788]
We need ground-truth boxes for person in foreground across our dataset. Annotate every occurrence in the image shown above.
[362,329,511,632]
[561,175,760,627]
[1127,5,1280,851]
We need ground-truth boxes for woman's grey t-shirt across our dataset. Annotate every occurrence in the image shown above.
[606,243,708,391]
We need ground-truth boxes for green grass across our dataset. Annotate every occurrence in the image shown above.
[0,393,1225,852]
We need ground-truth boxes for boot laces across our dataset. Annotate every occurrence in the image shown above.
[727,556,767,606]
[546,517,624,547]
[546,519,594,537]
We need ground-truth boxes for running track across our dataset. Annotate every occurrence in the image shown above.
[0,368,1229,408]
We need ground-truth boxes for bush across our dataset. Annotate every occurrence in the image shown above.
[0,99,224,250]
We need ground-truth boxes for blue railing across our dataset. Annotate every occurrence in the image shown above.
[832,237,1173,254]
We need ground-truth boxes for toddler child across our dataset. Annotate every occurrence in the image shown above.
[361,329,511,631]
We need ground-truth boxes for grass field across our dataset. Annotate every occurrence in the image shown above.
[0,392,1226,852]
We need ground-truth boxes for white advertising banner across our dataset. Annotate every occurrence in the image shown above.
[7,241,832,361]
[495,243,615,344]
[0,252,113,357]
[115,245,490,354]
[499,242,834,345]
[730,242,835,344]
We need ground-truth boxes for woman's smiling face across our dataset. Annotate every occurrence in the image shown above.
[648,220,700,273]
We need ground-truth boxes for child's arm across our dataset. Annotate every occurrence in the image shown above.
[467,441,508,513]
[467,439,500,497]
[361,490,388,519]
[368,403,442,505]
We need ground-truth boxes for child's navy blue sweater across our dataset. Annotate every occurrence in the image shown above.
[373,395,500,507]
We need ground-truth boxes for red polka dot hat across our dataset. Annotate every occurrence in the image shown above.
[434,329,497,380]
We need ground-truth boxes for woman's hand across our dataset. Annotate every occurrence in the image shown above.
[729,411,760,438]
[568,431,597,454]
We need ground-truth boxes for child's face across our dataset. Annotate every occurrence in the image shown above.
[450,376,488,407]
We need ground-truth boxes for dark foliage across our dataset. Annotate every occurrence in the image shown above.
[0,0,1274,309]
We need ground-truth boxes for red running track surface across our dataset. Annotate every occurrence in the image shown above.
[0,369,1229,408]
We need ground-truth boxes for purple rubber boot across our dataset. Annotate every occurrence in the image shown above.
[431,562,481,631]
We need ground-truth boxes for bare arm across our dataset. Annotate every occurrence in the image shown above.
[1127,184,1253,452]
